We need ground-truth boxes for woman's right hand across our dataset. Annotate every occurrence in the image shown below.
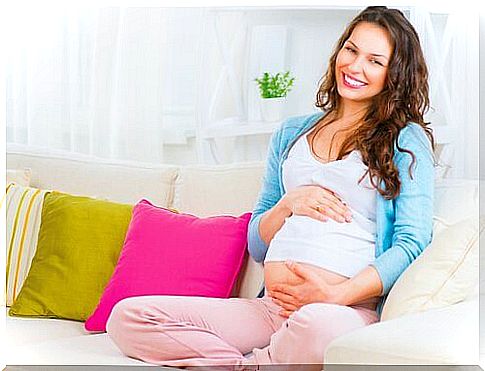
[279,185,353,223]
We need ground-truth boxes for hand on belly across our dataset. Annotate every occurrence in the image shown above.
[264,262,305,292]
[264,261,349,293]
[265,261,378,314]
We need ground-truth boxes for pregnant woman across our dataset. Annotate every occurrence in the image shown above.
[107,6,435,369]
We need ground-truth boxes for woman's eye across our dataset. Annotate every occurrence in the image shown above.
[371,59,383,66]
[345,46,356,54]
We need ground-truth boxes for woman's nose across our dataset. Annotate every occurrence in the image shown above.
[348,56,365,73]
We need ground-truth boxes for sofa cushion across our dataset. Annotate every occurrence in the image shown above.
[9,192,133,321]
[173,162,265,217]
[6,307,85,347]
[381,216,481,321]
[85,199,252,332]
[6,184,50,306]
[6,334,146,366]
[325,298,479,365]
[7,151,178,206]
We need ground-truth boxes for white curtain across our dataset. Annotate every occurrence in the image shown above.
[410,7,479,179]
[6,6,205,164]
[6,6,478,173]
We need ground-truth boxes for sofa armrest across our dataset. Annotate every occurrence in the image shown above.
[324,298,479,365]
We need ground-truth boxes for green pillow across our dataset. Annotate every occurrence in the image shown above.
[9,191,133,321]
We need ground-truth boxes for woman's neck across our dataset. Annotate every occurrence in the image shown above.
[336,100,369,124]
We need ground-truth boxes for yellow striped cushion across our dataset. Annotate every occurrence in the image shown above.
[5,183,50,306]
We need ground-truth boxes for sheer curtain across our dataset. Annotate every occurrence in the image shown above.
[6,6,478,174]
[6,7,205,164]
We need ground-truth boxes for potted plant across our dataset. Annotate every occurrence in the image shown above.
[254,71,295,122]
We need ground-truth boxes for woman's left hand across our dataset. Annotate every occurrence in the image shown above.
[267,261,348,317]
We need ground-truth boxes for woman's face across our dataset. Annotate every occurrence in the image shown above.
[335,22,393,107]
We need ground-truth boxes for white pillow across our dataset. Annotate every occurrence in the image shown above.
[381,216,481,321]
[6,168,32,187]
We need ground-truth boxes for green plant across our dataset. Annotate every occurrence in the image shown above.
[254,71,295,99]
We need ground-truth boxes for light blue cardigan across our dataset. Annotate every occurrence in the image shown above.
[247,112,435,318]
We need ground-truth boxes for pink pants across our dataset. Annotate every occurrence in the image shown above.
[106,295,378,369]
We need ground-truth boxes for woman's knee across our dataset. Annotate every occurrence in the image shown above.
[265,304,347,364]
[287,303,364,350]
[106,296,175,362]
[106,297,148,337]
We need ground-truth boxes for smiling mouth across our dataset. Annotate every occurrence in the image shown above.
[342,73,367,88]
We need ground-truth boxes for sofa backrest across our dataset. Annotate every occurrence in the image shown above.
[6,151,480,300]
[7,152,178,207]
[6,151,266,299]
[173,163,265,216]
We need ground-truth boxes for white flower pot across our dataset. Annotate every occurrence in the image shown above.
[260,97,286,122]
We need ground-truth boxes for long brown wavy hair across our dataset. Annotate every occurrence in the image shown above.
[312,6,435,200]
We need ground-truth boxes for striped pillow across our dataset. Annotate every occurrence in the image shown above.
[5,183,50,306]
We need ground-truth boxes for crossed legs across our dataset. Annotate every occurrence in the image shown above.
[107,295,378,369]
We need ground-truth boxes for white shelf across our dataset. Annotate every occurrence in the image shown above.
[202,118,453,143]
[201,118,280,139]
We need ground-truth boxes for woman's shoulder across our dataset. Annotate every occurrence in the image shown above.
[395,122,434,156]
[274,112,324,142]
[396,122,432,148]
[393,122,435,171]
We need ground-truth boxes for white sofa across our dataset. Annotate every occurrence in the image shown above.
[5,150,480,368]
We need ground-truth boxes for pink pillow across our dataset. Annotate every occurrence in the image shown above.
[85,199,251,332]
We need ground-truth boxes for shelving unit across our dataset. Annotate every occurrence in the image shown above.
[200,118,280,139]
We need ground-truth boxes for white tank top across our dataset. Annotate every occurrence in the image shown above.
[264,129,377,277]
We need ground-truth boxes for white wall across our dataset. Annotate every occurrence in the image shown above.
[478,11,484,358]
[480,13,485,184]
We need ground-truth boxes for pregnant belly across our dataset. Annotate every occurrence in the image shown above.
[264,262,378,310]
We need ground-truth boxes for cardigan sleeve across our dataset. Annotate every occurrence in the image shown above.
[370,123,435,295]
[247,126,285,263]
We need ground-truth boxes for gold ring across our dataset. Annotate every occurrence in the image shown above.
[316,205,321,212]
